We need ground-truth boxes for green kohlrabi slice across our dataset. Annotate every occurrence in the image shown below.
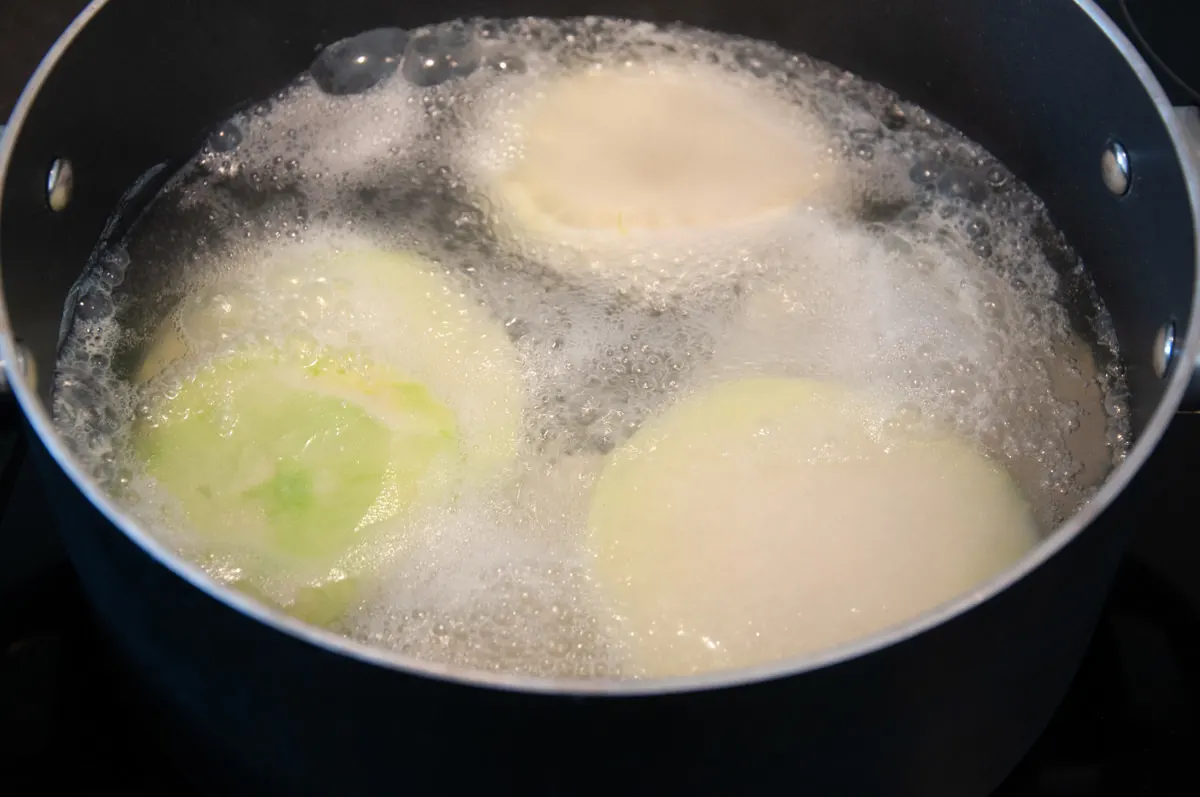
[136,348,459,561]
[132,248,525,625]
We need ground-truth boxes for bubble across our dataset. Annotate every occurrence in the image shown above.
[310,27,409,96]
[440,22,482,76]
[735,50,771,78]
[965,217,990,239]
[403,33,454,87]
[484,53,527,74]
[95,249,130,287]
[402,24,480,87]
[909,160,940,185]
[56,368,124,436]
[937,168,986,203]
[878,103,906,130]
[208,122,242,152]
[74,289,114,322]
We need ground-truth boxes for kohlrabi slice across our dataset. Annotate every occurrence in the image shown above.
[137,347,458,558]
[587,378,1038,677]
[133,247,524,623]
[485,64,845,244]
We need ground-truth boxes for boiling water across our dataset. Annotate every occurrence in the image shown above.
[52,18,1130,679]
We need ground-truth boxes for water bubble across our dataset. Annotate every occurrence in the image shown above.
[404,33,454,87]
[57,370,120,432]
[937,169,986,203]
[1103,392,1128,419]
[854,143,875,161]
[735,49,771,78]
[74,290,114,322]
[986,166,1009,190]
[485,53,527,74]
[95,249,131,287]
[208,123,242,153]
[909,160,940,185]
[882,103,908,130]
[965,217,990,239]
[403,25,480,87]
[440,22,482,77]
[310,27,409,96]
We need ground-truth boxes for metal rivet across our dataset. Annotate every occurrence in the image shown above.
[1152,322,1176,378]
[1101,141,1130,196]
[0,342,36,395]
[47,158,74,211]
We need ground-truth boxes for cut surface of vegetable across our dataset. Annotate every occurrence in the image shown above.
[137,348,459,560]
[488,64,843,243]
[588,378,1039,677]
[133,247,524,621]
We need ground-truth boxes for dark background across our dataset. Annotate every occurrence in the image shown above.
[1,1,1200,795]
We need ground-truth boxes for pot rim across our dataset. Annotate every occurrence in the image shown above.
[1,0,1197,698]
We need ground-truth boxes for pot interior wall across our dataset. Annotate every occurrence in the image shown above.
[1,0,1195,439]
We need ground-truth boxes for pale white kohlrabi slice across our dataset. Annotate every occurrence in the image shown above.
[486,64,845,247]
[587,378,1038,677]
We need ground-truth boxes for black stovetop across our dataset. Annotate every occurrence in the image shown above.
[3,2,1200,795]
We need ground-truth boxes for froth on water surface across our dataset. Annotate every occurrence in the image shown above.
[51,17,1130,679]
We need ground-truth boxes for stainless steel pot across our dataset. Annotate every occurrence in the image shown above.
[1,1,1198,795]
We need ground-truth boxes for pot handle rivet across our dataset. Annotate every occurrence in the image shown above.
[47,158,74,212]
[1101,141,1131,196]
[1152,321,1176,378]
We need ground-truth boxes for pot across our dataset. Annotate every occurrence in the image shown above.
[1,1,1198,795]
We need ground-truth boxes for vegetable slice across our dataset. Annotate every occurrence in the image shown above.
[588,378,1038,677]
[488,65,843,243]
[133,248,524,622]
[137,347,459,560]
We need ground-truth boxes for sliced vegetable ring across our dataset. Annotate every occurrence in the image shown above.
[133,248,524,622]
[588,378,1038,677]
[485,64,843,245]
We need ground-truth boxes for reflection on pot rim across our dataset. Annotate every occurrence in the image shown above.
[0,0,1196,696]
